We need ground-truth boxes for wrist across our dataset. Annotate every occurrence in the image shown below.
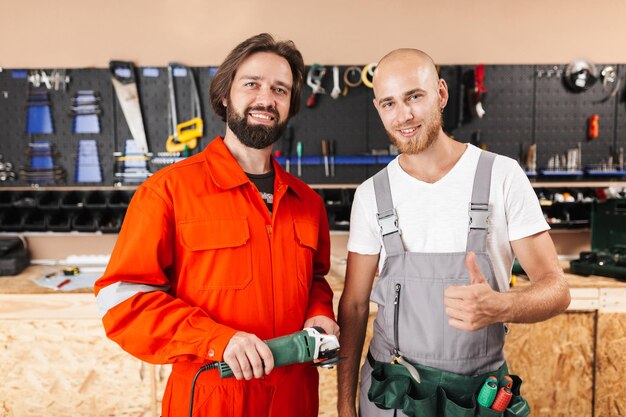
[497,290,514,323]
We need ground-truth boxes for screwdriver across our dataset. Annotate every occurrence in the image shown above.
[296,141,303,177]
[284,124,294,173]
[330,139,336,177]
[477,375,498,407]
[321,139,330,177]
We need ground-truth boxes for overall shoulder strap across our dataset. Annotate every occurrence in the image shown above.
[466,150,496,254]
[373,168,405,255]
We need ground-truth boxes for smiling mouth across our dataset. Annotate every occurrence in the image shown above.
[248,112,276,122]
[397,125,420,136]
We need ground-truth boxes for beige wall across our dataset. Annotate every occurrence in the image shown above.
[2,0,625,67]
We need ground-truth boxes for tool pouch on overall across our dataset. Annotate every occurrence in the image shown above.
[367,352,530,417]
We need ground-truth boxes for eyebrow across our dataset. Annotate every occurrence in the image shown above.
[239,75,292,91]
[378,88,426,105]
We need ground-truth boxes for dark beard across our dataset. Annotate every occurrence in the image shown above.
[226,103,287,150]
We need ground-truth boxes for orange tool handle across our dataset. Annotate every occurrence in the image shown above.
[306,93,317,108]
[321,139,329,156]
[588,114,599,140]
[491,387,513,412]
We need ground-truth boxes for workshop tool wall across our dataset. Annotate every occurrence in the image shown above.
[1,64,625,186]
[1,64,625,231]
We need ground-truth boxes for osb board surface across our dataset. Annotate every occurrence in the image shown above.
[504,313,595,417]
[0,262,616,417]
[513,262,626,289]
[0,294,98,319]
[0,265,93,294]
[0,320,153,417]
[595,314,626,417]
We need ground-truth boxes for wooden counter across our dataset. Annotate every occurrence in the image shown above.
[1,263,625,417]
[505,266,626,417]
[0,265,94,294]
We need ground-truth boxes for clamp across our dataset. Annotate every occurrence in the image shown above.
[165,63,204,153]
[306,64,326,108]
[361,63,377,89]
[342,66,363,96]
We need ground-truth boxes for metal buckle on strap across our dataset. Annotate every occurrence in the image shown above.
[469,202,489,230]
[377,208,400,236]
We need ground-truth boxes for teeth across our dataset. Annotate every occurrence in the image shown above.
[400,127,416,134]
[250,113,272,120]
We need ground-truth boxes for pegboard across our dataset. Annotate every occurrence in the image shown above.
[281,65,373,185]
[0,68,117,186]
[533,64,619,169]
[615,65,626,163]
[448,65,536,160]
[1,63,626,188]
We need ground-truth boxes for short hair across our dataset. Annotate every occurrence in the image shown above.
[209,33,305,122]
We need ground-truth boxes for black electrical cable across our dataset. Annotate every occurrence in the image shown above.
[188,362,219,417]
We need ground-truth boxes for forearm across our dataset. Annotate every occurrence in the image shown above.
[337,298,369,414]
[502,272,571,323]
[102,291,237,364]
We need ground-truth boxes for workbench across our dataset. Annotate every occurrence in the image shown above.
[1,263,625,417]
[0,265,167,417]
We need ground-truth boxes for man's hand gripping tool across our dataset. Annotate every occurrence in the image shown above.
[216,326,343,378]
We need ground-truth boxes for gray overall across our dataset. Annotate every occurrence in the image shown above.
[359,151,507,417]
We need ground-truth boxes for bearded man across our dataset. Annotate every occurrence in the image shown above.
[95,33,338,417]
[336,48,570,417]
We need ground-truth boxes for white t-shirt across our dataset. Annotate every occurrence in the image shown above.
[347,144,550,291]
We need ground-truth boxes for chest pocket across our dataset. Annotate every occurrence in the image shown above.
[179,218,252,290]
[293,220,319,289]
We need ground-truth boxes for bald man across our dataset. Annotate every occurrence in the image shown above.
[336,49,570,417]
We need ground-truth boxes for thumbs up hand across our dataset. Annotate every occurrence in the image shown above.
[466,251,487,285]
[444,252,504,331]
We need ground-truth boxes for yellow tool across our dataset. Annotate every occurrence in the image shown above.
[361,63,377,89]
[165,63,203,153]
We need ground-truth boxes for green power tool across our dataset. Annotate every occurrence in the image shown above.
[188,327,342,416]
[216,326,342,377]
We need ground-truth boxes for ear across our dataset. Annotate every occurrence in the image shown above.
[372,97,381,113]
[221,97,227,108]
[438,78,449,110]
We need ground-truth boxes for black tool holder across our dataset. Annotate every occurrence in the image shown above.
[1,64,625,232]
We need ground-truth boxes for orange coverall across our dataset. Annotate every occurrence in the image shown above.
[95,137,335,417]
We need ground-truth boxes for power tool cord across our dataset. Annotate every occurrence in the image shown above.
[188,362,219,417]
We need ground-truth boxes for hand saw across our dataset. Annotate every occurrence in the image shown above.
[109,61,149,154]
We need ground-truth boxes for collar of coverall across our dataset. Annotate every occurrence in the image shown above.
[204,136,303,200]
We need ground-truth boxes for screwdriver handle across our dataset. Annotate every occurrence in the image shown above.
[321,139,329,156]
[491,387,513,412]
[296,141,303,177]
[306,93,317,108]
[588,114,599,140]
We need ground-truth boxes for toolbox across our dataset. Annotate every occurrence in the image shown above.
[570,199,626,280]
[0,236,30,276]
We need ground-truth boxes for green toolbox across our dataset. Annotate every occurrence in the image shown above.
[570,198,626,281]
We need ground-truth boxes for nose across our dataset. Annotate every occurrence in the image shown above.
[397,102,414,125]
[254,85,276,108]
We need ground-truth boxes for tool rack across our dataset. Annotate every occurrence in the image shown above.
[1,64,626,232]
